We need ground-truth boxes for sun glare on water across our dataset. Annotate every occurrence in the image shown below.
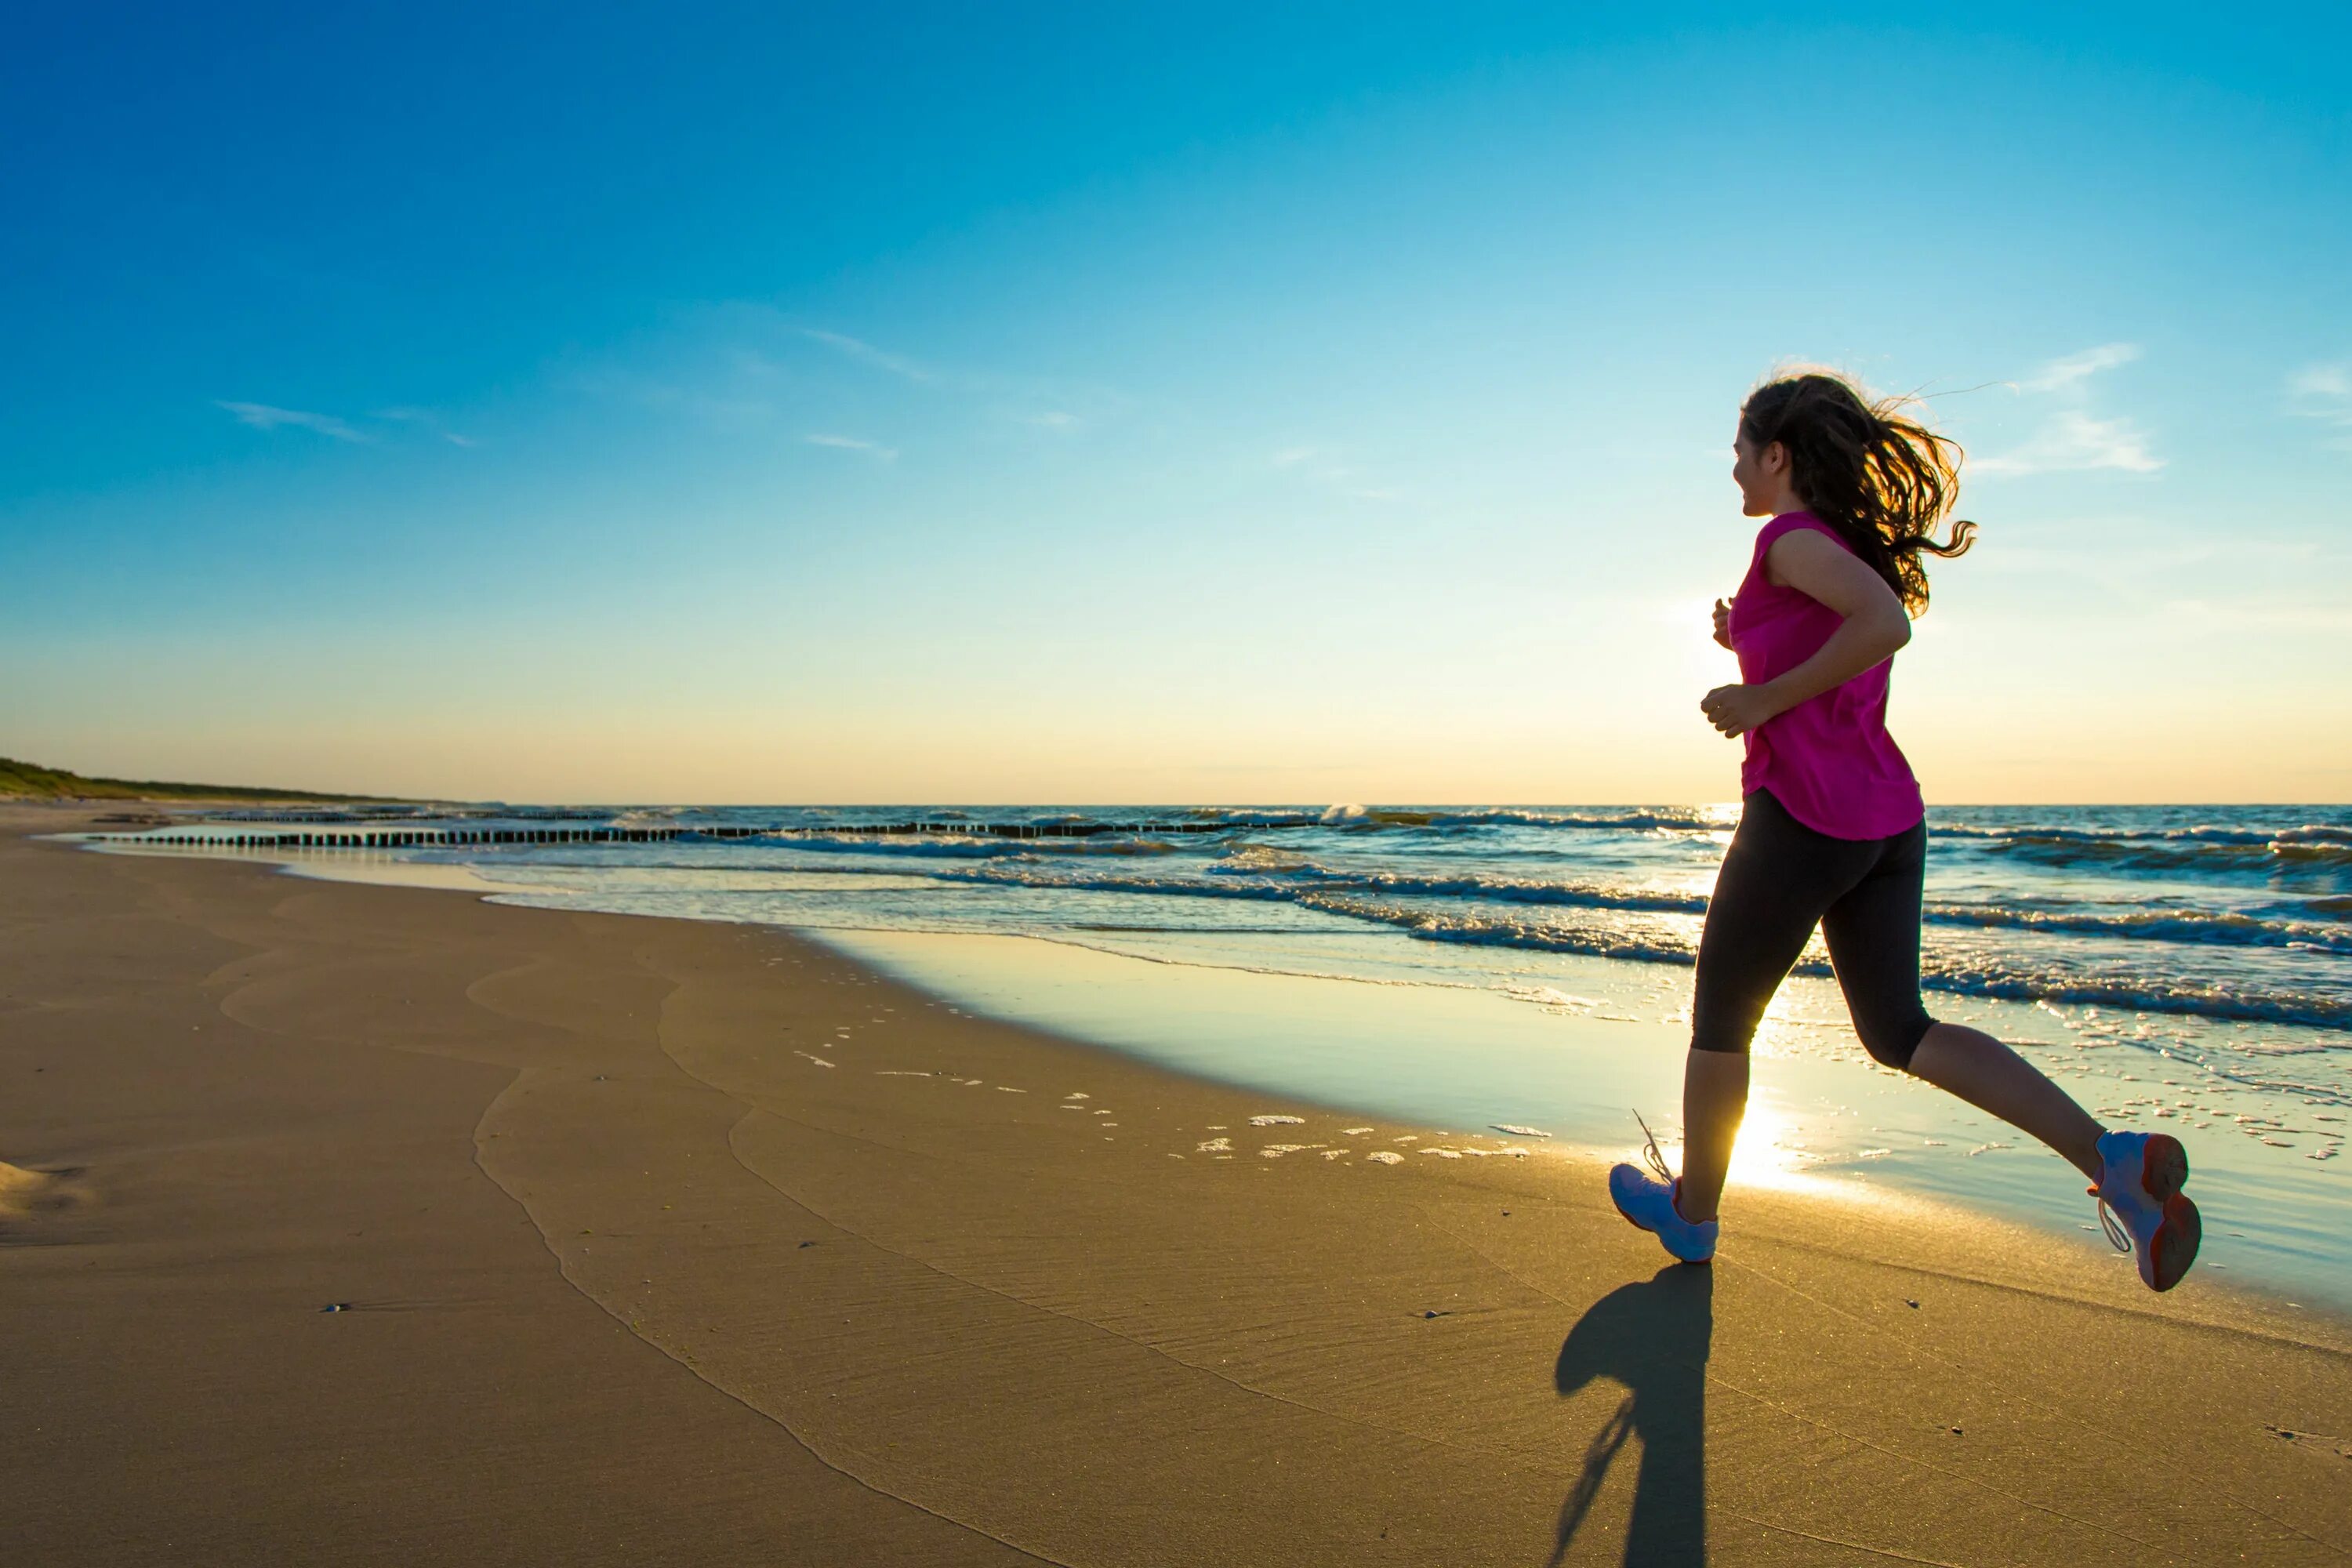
[1645,1097,1830,1195]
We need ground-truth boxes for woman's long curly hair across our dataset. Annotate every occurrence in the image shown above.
[1740,369,1976,614]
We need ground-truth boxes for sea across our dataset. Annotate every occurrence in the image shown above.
[91,801,2352,1309]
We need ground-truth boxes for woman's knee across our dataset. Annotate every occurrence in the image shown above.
[1856,1008,1934,1072]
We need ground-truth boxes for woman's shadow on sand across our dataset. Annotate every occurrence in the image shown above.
[1551,1262,1714,1567]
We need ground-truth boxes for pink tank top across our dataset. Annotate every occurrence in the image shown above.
[1726,511,1924,840]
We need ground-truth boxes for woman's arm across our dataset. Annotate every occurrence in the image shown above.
[1700,530,1911,738]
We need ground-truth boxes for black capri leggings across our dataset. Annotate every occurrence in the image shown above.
[1690,788,1936,1069]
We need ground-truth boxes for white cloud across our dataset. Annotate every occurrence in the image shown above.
[1976,344,2158,477]
[2287,361,2352,450]
[1267,444,1401,502]
[1974,410,2162,475]
[2020,343,2140,394]
[215,400,368,442]
[376,406,477,447]
[804,432,896,459]
[796,328,935,383]
[2290,363,2350,401]
[1018,410,1081,430]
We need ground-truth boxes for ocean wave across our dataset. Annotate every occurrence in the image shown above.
[939,850,2340,951]
[1985,833,2352,879]
[760,832,1182,860]
[608,807,688,829]
[1915,967,2352,1032]
[1322,806,1724,833]
[1301,895,2352,1029]
[1937,823,2250,845]
[1211,858,1709,913]
[1933,820,2352,848]
[768,839,2352,966]
[1178,804,1730,833]
[1924,902,2352,953]
[924,865,1293,906]
[932,855,1714,916]
[2276,842,2352,866]
[1302,895,1701,966]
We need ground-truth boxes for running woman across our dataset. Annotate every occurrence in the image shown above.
[1609,370,2201,1292]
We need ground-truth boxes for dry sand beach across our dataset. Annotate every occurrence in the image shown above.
[5,802,2350,1566]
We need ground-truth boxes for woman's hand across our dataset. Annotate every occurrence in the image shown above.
[1700,683,1782,739]
[1711,597,1733,650]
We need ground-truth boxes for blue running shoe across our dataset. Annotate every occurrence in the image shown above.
[1608,1113,1718,1265]
[2093,1130,2199,1292]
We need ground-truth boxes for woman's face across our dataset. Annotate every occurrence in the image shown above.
[1731,427,1788,518]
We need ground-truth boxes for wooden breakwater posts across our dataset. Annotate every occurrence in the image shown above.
[93,817,1319,851]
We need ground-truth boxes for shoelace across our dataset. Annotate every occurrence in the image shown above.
[1634,1109,1674,1185]
[2093,1185,2131,1254]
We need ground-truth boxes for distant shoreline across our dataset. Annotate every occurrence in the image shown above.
[0,753,408,806]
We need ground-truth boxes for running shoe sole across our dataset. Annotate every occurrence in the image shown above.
[2133,1133,2198,1292]
[2147,1193,2201,1293]
[2139,1132,2190,1201]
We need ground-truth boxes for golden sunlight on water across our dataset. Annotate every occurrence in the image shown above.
[1649,1098,1825,1194]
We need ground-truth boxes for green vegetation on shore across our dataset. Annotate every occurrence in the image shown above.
[0,755,390,804]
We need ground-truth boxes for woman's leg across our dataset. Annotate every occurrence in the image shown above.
[1907,1027,2105,1181]
[1681,793,1867,1222]
[1820,825,2106,1182]
[1678,1048,1750,1223]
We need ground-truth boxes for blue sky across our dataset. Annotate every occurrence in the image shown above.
[4,5,2348,802]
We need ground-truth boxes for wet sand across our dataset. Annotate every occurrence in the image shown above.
[5,803,2349,1565]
